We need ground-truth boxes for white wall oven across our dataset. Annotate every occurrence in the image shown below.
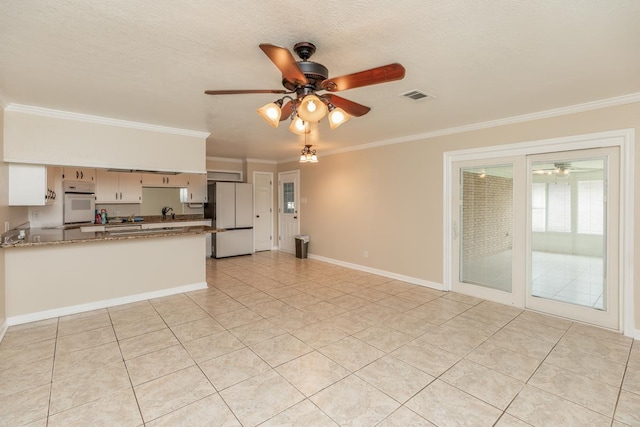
[63,181,96,224]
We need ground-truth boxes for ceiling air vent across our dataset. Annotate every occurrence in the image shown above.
[400,89,433,101]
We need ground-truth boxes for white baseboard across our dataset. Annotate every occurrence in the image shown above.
[0,319,8,343]
[6,282,208,326]
[308,253,444,291]
[634,328,640,340]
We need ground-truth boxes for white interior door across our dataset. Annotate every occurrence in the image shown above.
[278,170,300,253]
[254,172,273,252]
[526,147,620,329]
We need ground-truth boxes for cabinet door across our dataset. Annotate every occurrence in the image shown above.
[141,173,165,187]
[119,173,142,203]
[95,170,119,203]
[46,166,61,205]
[141,173,187,187]
[168,174,189,187]
[79,168,95,182]
[187,174,208,203]
[8,164,47,206]
[63,167,95,182]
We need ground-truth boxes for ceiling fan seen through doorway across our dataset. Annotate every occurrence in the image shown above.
[204,42,406,134]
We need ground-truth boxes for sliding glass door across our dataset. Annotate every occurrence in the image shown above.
[450,147,619,329]
[451,157,525,306]
[526,148,619,329]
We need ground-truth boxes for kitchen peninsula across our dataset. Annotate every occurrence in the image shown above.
[2,218,219,325]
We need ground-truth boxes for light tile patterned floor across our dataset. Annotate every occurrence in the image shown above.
[0,251,638,426]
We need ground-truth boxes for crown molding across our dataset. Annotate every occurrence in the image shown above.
[321,92,640,159]
[206,156,243,163]
[205,157,278,165]
[5,103,210,139]
[246,158,277,164]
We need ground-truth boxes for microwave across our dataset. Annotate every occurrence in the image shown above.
[63,181,96,224]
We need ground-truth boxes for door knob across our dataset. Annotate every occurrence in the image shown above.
[256,215,260,218]
[293,216,298,219]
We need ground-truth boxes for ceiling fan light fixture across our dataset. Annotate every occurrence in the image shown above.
[288,116,309,135]
[256,100,283,127]
[298,95,328,122]
[328,106,351,129]
[300,145,318,163]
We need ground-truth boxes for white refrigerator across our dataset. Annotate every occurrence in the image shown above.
[208,182,254,258]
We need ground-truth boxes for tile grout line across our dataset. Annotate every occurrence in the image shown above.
[44,316,60,427]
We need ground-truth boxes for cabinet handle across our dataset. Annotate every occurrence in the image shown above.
[115,192,118,200]
[80,171,84,179]
[167,177,170,184]
[120,192,122,200]
[76,171,79,179]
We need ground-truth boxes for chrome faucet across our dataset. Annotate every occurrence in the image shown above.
[162,206,175,220]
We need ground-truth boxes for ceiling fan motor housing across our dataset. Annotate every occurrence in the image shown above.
[282,61,329,92]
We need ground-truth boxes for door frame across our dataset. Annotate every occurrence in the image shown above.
[278,169,300,252]
[443,129,635,336]
[253,171,273,252]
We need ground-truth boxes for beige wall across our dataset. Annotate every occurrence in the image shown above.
[282,102,640,330]
[4,109,206,173]
[4,235,205,319]
[0,109,29,333]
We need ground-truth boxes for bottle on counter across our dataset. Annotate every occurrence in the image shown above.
[101,209,108,224]
[95,209,101,224]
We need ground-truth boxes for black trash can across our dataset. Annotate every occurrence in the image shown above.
[294,235,309,259]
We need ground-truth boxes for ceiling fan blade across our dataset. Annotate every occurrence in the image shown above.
[259,44,308,86]
[322,94,371,117]
[279,101,294,121]
[204,89,288,95]
[321,63,405,92]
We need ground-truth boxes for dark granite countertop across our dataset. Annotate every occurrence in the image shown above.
[1,219,222,248]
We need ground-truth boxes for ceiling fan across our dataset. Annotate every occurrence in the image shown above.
[532,162,601,176]
[204,42,406,133]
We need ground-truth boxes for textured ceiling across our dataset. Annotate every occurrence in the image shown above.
[1,0,639,161]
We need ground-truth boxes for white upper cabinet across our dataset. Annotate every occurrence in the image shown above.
[96,170,142,203]
[8,164,59,206]
[185,174,208,203]
[141,173,189,187]
[63,167,95,182]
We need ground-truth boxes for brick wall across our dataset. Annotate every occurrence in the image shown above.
[462,172,513,260]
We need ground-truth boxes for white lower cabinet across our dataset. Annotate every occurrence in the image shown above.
[96,170,142,203]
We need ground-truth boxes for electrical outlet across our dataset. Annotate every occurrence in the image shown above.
[4,221,9,232]
[32,211,39,219]
[363,250,368,258]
